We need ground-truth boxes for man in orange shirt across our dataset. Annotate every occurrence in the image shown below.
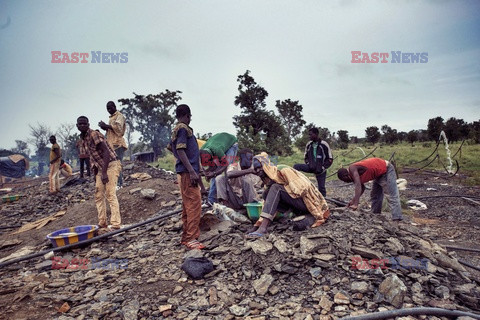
[337,157,403,221]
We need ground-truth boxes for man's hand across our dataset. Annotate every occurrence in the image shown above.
[189,171,200,187]
[204,171,215,179]
[98,121,108,130]
[101,172,109,184]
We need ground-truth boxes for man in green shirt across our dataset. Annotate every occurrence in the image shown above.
[199,132,238,205]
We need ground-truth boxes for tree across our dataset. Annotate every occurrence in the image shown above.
[365,126,381,145]
[407,130,418,146]
[63,133,80,164]
[11,140,30,157]
[119,89,182,159]
[469,120,480,143]
[275,99,306,143]
[427,116,444,141]
[350,136,359,144]
[397,131,407,142]
[444,117,468,142]
[28,123,53,173]
[381,124,398,144]
[337,130,349,149]
[233,70,270,136]
[233,70,292,155]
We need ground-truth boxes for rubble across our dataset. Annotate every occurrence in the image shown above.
[0,165,479,318]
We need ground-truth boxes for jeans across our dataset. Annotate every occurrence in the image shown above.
[79,157,90,178]
[208,143,238,204]
[293,163,327,197]
[370,163,403,220]
[114,147,126,187]
[260,183,309,220]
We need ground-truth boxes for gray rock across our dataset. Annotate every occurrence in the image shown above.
[379,274,407,308]
[253,274,274,295]
[351,281,369,293]
[246,240,273,255]
[351,246,382,260]
[300,236,329,255]
[435,285,450,299]
[140,188,156,200]
[229,304,248,316]
[334,291,350,304]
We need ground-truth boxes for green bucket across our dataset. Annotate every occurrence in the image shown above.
[244,202,263,221]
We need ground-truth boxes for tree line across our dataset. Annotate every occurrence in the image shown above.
[2,70,479,173]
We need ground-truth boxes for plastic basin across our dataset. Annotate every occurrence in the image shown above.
[46,225,99,248]
[244,202,263,221]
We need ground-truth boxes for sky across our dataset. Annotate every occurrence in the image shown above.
[0,0,479,151]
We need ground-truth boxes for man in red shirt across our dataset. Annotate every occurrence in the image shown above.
[337,157,403,221]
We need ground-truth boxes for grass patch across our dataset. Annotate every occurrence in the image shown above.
[153,142,480,186]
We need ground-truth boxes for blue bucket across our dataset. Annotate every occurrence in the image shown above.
[46,225,99,248]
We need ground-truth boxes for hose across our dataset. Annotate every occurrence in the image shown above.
[414,195,480,201]
[445,246,480,253]
[340,307,480,320]
[458,259,480,272]
[0,208,181,269]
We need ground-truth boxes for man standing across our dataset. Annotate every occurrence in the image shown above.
[170,104,204,250]
[199,132,238,205]
[48,135,61,194]
[337,157,403,221]
[99,101,127,188]
[77,116,122,230]
[293,127,333,197]
[76,138,90,178]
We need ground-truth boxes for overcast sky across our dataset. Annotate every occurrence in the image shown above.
[0,0,479,150]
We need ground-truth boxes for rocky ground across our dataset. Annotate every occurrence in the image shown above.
[0,161,479,320]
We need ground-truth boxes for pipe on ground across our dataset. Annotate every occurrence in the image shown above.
[0,208,181,269]
[340,307,480,320]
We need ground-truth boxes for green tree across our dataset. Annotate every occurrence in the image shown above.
[444,117,468,142]
[119,90,182,158]
[275,99,306,143]
[407,130,418,146]
[365,126,381,145]
[233,70,270,136]
[233,70,292,155]
[337,130,349,149]
[468,120,480,143]
[381,124,398,144]
[427,116,444,141]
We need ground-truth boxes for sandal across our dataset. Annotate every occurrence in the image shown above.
[245,231,266,239]
[311,219,326,228]
[184,240,206,250]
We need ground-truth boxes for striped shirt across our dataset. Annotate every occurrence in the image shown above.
[81,129,117,171]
